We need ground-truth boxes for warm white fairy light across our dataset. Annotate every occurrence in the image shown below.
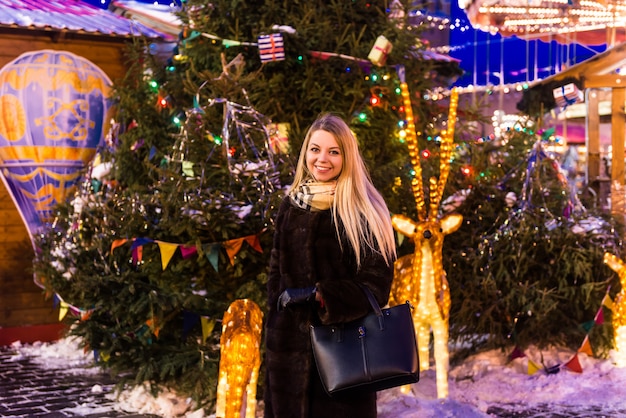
[215,299,263,418]
[603,253,626,367]
[391,86,462,399]
[465,0,626,36]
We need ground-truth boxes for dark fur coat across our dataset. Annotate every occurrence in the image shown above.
[264,197,394,418]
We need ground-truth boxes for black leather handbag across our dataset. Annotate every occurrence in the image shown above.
[309,284,419,396]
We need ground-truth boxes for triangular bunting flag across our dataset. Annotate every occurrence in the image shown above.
[205,243,221,272]
[201,316,216,342]
[183,311,200,338]
[147,317,160,338]
[180,245,198,259]
[603,295,615,311]
[224,238,244,265]
[111,238,128,252]
[578,336,594,356]
[581,320,594,334]
[131,237,153,250]
[528,359,542,375]
[595,307,605,325]
[564,354,583,373]
[132,246,143,265]
[156,241,179,270]
[59,301,69,321]
[245,234,263,253]
[545,364,561,374]
[508,346,526,362]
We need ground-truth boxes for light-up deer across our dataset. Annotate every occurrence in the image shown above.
[390,78,461,398]
[603,253,626,366]
[216,299,263,418]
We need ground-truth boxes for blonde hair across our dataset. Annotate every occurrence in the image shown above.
[289,113,396,267]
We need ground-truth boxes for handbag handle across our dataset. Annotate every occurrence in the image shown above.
[356,283,385,331]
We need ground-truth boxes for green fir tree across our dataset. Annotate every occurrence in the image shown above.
[443,122,624,361]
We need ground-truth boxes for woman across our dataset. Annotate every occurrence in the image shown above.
[264,113,397,417]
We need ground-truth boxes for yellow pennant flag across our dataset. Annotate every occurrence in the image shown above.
[578,336,594,356]
[100,351,110,362]
[603,295,615,311]
[156,241,179,270]
[58,301,69,321]
[201,317,216,342]
[528,359,542,375]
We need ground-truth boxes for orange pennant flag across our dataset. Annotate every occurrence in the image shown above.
[528,359,542,375]
[564,354,583,373]
[245,234,263,253]
[80,310,93,321]
[111,238,128,252]
[224,238,244,265]
[146,318,160,338]
[578,336,594,356]
[156,241,179,270]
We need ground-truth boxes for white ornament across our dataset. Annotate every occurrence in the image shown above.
[92,162,113,181]
[505,192,517,207]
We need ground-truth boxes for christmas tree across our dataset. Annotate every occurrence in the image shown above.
[443,122,623,360]
[32,0,462,410]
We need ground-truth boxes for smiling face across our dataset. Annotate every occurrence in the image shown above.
[306,129,343,182]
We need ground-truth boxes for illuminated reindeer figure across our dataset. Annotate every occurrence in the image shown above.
[390,80,462,398]
[216,299,263,418]
[603,252,626,366]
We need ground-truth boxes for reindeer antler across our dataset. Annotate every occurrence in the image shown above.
[398,66,427,221]
[429,89,458,218]
[398,65,458,221]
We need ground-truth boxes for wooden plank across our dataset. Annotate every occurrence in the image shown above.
[0,225,30,243]
[0,276,40,291]
[0,291,54,310]
[0,240,33,259]
[611,87,626,215]
[0,33,128,82]
[585,74,626,88]
[1,307,59,328]
[587,90,601,181]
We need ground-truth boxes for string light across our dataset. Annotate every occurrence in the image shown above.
[392,80,462,399]
[603,253,626,367]
[463,0,626,37]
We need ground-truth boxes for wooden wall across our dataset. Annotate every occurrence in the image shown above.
[0,30,130,330]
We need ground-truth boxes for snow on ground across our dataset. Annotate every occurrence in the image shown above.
[7,337,626,417]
